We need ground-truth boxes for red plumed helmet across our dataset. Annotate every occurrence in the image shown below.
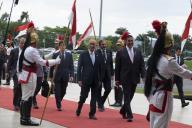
[121,31,130,40]
[55,34,64,43]
[7,33,12,43]
[27,22,34,29]
[152,20,161,36]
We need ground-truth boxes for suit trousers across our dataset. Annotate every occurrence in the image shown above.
[174,76,185,103]
[54,79,68,108]
[121,83,137,118]
[97,73,112,108]
[79,82,98,116]
[13,73,22,107]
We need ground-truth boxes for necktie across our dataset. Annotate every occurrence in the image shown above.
[102,49,107,63]
[60,52,64,61]
[177,56,180,64]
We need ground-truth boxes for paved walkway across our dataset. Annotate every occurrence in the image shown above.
[0,80,191,127]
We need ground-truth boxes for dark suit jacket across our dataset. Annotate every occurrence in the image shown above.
[115,47,145,85]
[50,51,74,82]
[77,50,102,86]
[96,49,114,80]
[7,47,19,74]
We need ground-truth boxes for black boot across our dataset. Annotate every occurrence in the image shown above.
[76,103,83,116]
[20,97,39,126]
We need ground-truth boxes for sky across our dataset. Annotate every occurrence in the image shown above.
[1,0,192,37]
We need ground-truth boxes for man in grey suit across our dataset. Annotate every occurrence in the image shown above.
[7,37,25,111]
[76,39,102,120]
[50,41,74,111]
[115,32,145,122]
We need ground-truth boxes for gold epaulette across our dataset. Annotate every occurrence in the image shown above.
[163,54,174,61]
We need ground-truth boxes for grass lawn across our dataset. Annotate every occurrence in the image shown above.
[184,60,192,70]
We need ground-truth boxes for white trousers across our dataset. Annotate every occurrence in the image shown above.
[21,73,37,101]
[150,91,173,128]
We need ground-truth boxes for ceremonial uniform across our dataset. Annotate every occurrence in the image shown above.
[149,55,192,128]
[144,21,192,128]
[18,23,60,126]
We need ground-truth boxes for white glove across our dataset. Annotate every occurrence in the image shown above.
[181,64,187,69]
[48,57,61,67]
[55,56,61,64]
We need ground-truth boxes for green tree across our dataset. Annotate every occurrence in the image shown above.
[135,34,151,56]
[18,11,29,22]
[172,34,181,48]
[1,12,9,21]
[115,27,127,35]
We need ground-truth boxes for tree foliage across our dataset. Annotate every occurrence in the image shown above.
[115,27,127,35]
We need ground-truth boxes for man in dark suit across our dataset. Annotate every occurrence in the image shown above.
[115,32,145,122]
[97,40,114,111]
[7,37,25,111]
[174,47,189,108]
[50,41,74,111]
[76,39,102,120]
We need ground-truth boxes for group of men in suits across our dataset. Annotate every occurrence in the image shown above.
[75,31,146,122]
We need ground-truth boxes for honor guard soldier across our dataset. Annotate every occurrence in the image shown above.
[144,21,192,128]
[18,22,61,126]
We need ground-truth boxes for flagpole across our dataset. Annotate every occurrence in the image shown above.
[0,2,3,12]
[89,9,97,40]
[99,0,103,40]
[2,0,19,45]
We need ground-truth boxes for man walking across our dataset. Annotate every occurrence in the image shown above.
[97,40,114,111]
[76,39,102,120]
[115,32,145,122]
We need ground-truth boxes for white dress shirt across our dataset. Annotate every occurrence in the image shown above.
[126,46,134,63]
[89,50,95,65]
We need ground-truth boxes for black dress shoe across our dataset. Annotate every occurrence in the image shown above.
[20,119,39,126]
[119,110,127,119]
[110,102,122,107]
[182,102,189,108]
[89,115,97,120]
[57,108,62,111]
[127,117,133,122]
[3,82,10,85]
[98,107,105,112]
[14,106,20,111]
[33,104,39,109]
[76,109,81,116]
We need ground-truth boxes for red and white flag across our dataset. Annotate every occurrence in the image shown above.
[181,11,192,52]
[75,22,93,49]
[15,22,33,39]
[69,0,76,49]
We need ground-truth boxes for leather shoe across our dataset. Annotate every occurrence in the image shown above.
[89,115,97,120]
[182,102,189,108]
[33,104,39,109]
[127,117,133,122]
[14,106,20,111]
[76,109,81,116]
[3,82,10,85]
[57,108,62,111]
[98,107,105,112]
[120,110,127,119]
[110,102,122,107]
